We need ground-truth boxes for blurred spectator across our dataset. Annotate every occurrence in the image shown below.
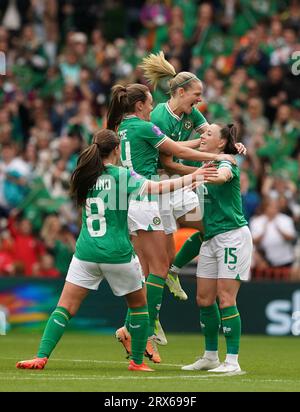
[140,0,171,50]
[50,83,79,135]
[243,97,269,145]
[59,50,81,86]
[281,0,300,32]
[32,253,60,278]
[250,198,297,268]
[271,104,298,142]
[40,215,75,276]
[240,171,261,221]
[226,67,249,108]
[0,0,30,31]
[261,173,300,222]
[267,16,285,50]
[0,230,15,275]
[164,27,191,71]
[40,214,61,247]
[0,143,31,216]
[7,211,45,275]
[91,64,115,108]
[52,225,75,276]
[190,2,216,49]
[270,26,299,66]
[43,159,70,199]
[235,29,270,77]
[260,65,291,123]
[86,28,107,69]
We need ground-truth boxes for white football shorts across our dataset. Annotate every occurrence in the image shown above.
[128,199,164,234]
[159,188,199,235]
[197,226,253,281]
[66,255,145,296]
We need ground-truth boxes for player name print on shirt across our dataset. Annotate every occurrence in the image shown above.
[93,179,111,190]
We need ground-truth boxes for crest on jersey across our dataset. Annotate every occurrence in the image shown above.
[153,217,161,225]
[183,120,193,130]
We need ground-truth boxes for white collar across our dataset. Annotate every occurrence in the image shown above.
[124,115,138,120]
[166,102,183,121]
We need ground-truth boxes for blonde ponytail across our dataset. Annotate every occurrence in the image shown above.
[140,51,201,95]
[139,51,176,90]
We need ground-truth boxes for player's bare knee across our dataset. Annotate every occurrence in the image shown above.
[217,291,236,309]
[196,294,215,307]
[57,302,77,317]
[149,258,169,278]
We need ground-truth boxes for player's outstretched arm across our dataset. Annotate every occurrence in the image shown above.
[159,152,198,176]
[142,166,218,195]
[158,137,237,164]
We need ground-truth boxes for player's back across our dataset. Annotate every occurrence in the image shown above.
[75,165,139,264]
[118,116,166,179]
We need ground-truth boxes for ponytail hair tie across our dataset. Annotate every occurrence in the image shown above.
[227,123,237,139]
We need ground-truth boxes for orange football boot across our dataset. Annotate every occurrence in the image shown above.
[16,357,48,370]
[128,360,154,372]
[145,337,161,363]
[115,326,132,357]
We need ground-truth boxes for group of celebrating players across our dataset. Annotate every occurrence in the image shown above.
[16,52,252,375]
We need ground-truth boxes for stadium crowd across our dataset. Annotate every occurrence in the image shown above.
[0,0,300,279]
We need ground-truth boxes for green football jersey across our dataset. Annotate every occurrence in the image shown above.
[150,102,208,142]
[118,115,167,179]
[201,161,248,240]
[75,165,146,263]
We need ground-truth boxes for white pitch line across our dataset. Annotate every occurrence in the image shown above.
[2,357,299,384]
[0,357,183,368]
[1,371,300,384]
[0,369,247,380]
[0,374,247,381]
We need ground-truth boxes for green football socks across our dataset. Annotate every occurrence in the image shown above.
[37,306,71,358]
[220,306,241,355]
[128,305,149,365]
[125,308,130,331]
[200,303,221,351]
[146,274,166,337]
[170,232,203,274]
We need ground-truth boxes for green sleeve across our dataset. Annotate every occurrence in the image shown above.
[142,122,168,148]
[218,161,235,181]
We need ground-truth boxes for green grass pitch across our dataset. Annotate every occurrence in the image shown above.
[0,331,299,392]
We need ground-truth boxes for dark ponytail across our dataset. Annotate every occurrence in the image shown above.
[220,124,239,155]
[70,129,120,206]
[107,83,150,131]
[107,85,128,131]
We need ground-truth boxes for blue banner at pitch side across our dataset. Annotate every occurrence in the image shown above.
[0,276,300,336]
